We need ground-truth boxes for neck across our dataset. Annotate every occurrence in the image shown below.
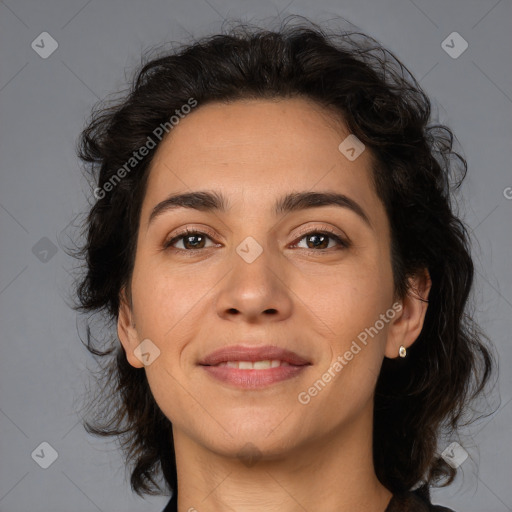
[172,403,393,512]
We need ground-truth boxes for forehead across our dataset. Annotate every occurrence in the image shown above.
[142,98,380,219]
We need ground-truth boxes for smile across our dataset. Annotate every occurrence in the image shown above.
[201,360,309,388]
[211,360,292,369]
[198,344,311,388]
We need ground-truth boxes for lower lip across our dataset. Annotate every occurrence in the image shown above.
[200,364,309,389]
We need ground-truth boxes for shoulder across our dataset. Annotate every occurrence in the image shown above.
[162,488,456,512]
[431,504,456,512]
[162,494,176,512]
[386,486,457,512]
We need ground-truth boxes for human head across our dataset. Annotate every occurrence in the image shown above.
[72,16,494,497]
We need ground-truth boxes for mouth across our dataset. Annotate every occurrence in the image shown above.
[198,345,311,389]
[210,360,295,369]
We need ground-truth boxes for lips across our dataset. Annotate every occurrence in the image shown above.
[198,345,311,367]
[198,344,312,389]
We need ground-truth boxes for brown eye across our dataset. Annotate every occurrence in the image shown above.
[293,230,350,251]
[163,228,350,253]
[163,230,216,251]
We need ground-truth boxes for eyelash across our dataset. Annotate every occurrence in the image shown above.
[162,227,350,253]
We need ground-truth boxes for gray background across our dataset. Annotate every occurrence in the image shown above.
[0,1,511,511]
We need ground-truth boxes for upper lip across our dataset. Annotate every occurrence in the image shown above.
[199,345,311,366]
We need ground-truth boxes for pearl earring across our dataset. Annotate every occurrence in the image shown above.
[399,345,407,358]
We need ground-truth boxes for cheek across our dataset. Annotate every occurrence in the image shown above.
[131,264,207,338]
[302,301,390,423]
[144,363,193,430]
[298,261,389,332]
[299,261,392,381]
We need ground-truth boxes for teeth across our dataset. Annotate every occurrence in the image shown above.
[253,360,270,369]
[214,360,290,369]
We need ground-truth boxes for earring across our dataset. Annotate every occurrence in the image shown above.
[399,345,407,358]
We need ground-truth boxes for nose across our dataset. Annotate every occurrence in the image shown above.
[215,241,293,323]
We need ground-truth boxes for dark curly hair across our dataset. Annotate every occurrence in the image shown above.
[68,15,496,500]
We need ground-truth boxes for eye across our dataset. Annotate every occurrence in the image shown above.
[291,229,350,251]
[163,229,218,251]
[163,227,350,253]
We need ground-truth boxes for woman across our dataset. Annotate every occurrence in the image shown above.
[71,17,495,512]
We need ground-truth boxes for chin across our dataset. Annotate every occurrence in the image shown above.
[209,436,297,464]
[199,416,305,458]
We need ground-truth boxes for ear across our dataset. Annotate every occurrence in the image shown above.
[117,286,144,369]
[384,268,432,359]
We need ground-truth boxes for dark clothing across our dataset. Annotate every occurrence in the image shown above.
[385,487,455,511]
[161,485,456,511]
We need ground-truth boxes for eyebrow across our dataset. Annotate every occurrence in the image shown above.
[147,190,372,230]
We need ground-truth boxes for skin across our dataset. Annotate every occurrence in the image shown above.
[117,97,431,512]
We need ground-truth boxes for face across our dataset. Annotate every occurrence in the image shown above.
[118,97,429,460]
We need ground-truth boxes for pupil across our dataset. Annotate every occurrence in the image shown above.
[186,235,204,248]
[308,234,327,249]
